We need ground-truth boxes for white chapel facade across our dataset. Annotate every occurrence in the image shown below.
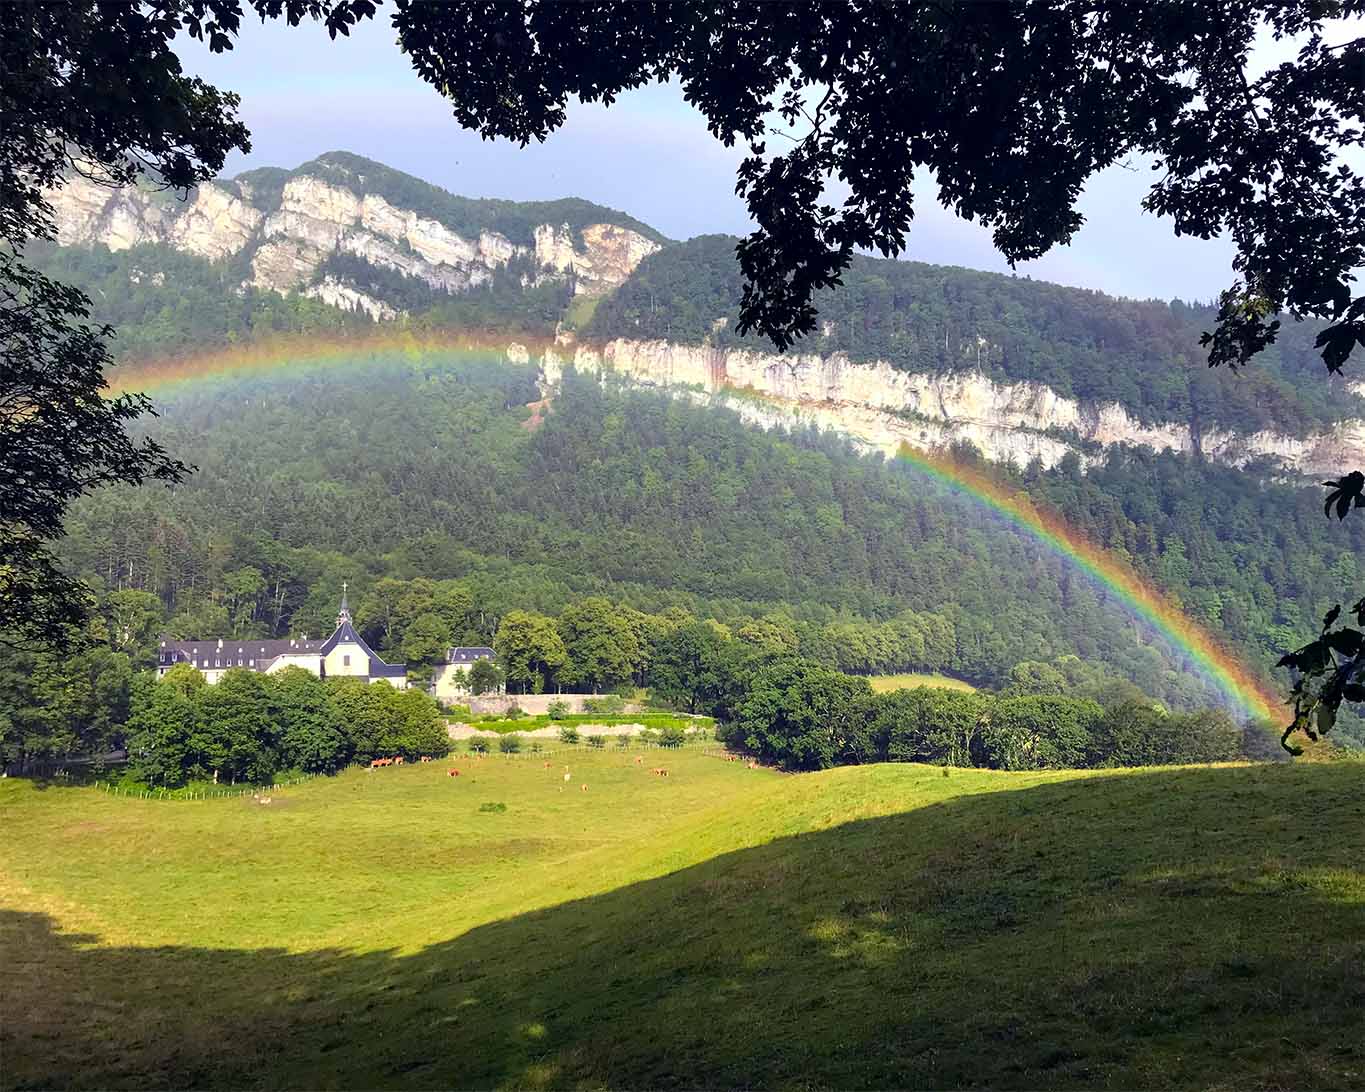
[156,586,408,688]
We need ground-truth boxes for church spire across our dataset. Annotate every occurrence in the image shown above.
[337,582,352,627]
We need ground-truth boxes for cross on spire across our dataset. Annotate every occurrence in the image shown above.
[337,582,352,627]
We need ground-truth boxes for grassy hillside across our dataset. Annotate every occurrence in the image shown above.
[3,752,1361,1088]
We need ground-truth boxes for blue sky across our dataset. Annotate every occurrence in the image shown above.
[178,14,1241,304]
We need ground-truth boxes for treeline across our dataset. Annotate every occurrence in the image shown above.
[24,240,371,360]
[646,619,1257,771]
[586,234,1360,433]
[128,665,449,787]
[57,358,1361,734]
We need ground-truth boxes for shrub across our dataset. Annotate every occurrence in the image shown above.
[504,705,526,720]
[637,727,659,744]
[529,740,543,753]
[615,734,633,749]
[587,734,606,749]
[499,734,522,754]
[467,736,493,753]
[478,801,507,813]
[582,694,626,716]
[659,725,685,749]
[559,725,580,745]
[547,699,570,720]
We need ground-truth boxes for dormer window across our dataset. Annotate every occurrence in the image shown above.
[343,654,351,667]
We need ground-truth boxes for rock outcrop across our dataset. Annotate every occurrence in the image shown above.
[43,163,661,305]
[541,337,1365,476]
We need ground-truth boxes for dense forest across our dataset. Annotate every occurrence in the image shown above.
[35,350,1362,746]
[587,235,1361,433]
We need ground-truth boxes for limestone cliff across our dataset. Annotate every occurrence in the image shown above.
[42,158,661,315]
[541,337,1365,477]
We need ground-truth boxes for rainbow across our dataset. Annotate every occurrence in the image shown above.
[105,328,549,396]
[108,331,1283,723]
[891,444,1283,723]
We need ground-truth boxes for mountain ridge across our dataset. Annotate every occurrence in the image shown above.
[38,151,1365,475]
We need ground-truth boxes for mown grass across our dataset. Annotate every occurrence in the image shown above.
[468,712,713,734]
[2,752,1362,1089]
[866,672,979,693]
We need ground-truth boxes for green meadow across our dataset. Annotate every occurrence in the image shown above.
[2,751,1363,1089]
[867,672,978,693]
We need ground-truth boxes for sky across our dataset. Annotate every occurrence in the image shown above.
[175,13,1246,304]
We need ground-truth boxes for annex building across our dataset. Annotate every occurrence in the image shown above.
[156,587,408,688]
[430,646,496,702]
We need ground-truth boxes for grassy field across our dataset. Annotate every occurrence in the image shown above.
[2,751,1363,1089]
[464,712,713,735]
[866,672,978,693]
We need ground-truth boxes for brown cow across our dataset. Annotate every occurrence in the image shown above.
[746,761,758,769]
[420,756,432,763]
[448,769,460,777]
[634,756,644,765]
[581,784,588,792]
[369,759,384,769]
[652,767,669,777]
[394,756,405,766]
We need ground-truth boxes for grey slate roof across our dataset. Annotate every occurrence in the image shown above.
[445,646,495,663]
[159,620,406,678]
[158,638,322,671]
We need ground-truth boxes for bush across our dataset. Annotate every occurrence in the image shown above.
[499,734,522,753]
[547,699,570,720]
[658,725,685,749]
[615,734,633,749]
[478,801,507,813]
[582,694,626,716]
[443,703,471,718]
[467,736,493,753]
[529,740,543,753]
[587,734,606,749]
[559,725,580,745]
[504,705,525,720]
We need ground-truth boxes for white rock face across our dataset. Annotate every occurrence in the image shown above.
[46,170,660,305]
[167,184,263,259]
[46,177,261,257]
[534,223,661,296]
[303,276,399,320]
[550,337,1365,476]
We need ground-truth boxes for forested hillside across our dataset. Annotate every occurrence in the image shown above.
[47,352,1365,744]
[587,235,1360,433]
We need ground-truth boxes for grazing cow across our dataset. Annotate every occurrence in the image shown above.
[746,761,758,769]
[543,762,552,768]
[394,756,405,766]
[448,769,460,777]
[634,756,644,765]
[581,784,588,792]
[652,767,669,777]
[420,756,432,763]
[370,759,384,769]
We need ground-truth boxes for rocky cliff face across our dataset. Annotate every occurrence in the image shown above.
[44,164,661,313]
[541,337,1365,476]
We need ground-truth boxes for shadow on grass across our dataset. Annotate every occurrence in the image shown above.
[3,762,1363,1090]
